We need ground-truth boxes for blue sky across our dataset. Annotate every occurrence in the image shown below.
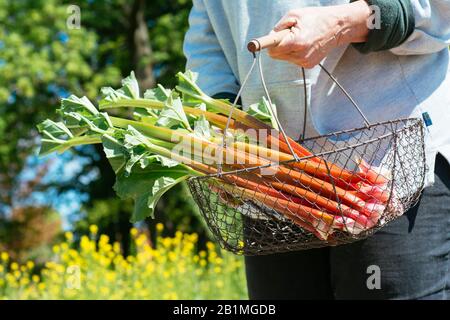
[18,146,99,230]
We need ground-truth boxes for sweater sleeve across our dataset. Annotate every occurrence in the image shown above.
[389,0,450,55]
[183,0,240,96]
[351,0,415,53]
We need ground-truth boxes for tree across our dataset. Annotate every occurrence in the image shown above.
[0,0,207,254]
[0,0,122,212]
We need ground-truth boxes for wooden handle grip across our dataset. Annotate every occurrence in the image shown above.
[247,29,292,53]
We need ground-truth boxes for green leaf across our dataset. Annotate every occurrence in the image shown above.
[113,163,191,221]
[102,134,127,174]
[60,95,99,116]
[143,84,171,101]
[155,93,191,130]
[37,119,73,140]
[140,155,179,169]
[99,72,140,108]
[176,70,204,104]
[37,120,73,155]
[193,115,211,139]
[121,71,140,99]
[63,111,112,134]
[247,97,278,130]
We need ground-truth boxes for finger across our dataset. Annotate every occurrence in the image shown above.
[274,15,298,32]
[269,51,321,69]
[268,51,307,65]
[267,27,303,56]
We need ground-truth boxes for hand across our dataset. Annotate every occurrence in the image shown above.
[267,0,371,68]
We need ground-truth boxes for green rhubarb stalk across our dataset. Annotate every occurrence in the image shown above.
[176,71,271,130]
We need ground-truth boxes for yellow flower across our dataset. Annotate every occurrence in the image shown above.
[26,261,35,270]
[145,264,155,274]
[206,241,215,250]
[89,224,99,235]
[130,227,139,237]
[168,252,177,262]
[80,235,90,251]
[113,242,121,254]
[156,223,164,232]
[199,259,207,267]
[52,245,61,254]
[0,265,4,273]
[105,271,116,282]
[214,267,222,274]
[162,238,171,248]
[163,292,178,300]
[135,234,146,247]
[65,231,74,242]
[99,234,110,246]
[32,275,40,283]
[38,283,46,291]
[190,233,198,243]
[199,250,207,258]
[69,249,79,258]
[10,262,19,271]
[1,252,9,262]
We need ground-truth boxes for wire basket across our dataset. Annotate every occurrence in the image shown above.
[188,118,425,255]
[187,34,426,255]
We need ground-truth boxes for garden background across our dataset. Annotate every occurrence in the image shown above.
[0,0,247,299]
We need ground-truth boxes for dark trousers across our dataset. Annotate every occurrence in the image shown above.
[245,153,450,300]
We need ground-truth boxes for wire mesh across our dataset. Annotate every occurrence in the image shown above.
[187,118,425,255]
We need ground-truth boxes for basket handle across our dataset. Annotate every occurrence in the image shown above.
[246,30,372,133]
[247,29,292,53]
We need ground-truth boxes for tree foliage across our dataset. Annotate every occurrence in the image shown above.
[0,0,204,252]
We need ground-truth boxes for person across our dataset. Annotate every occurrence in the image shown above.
[183,0,450,299]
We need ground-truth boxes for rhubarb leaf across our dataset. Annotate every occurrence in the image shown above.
[102,134,127,174]
[176,70,204,105]
[121,71,140,99]
[156,93,191,130]
[247,97,278,130]
[113,163,190,221]
[99,72,140,108]
[141,155,179,169]
[37,120,74,155]
[193,115,211,139]
[37,119,73,140]
[60,95,98,116]
[144,84,171,102]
